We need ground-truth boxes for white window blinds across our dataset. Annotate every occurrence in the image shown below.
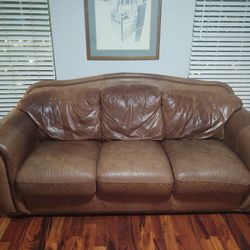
[188,0,250,110]
[0,0,55,118]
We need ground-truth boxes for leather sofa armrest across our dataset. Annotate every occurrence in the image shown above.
[0,157,16,214]
[0,110,38,186]
[224,109,250,170]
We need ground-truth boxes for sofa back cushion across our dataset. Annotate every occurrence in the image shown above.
[18,86,101,140]
[101,85,164,140]
[162,89,242,139]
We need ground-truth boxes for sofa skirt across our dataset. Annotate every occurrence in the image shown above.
[13,193,245,215]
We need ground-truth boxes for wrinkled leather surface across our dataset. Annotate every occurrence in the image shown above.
[0,157,16,214]
[97,141,173,195]
[101,85,164,140]
[224,109,250,170]
[162,90,242,139]
[16,140,100,196]
[0,110,37,186]
[18,86,101,140]
[162,139,250,195]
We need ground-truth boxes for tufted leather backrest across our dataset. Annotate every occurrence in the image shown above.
[18,85,101,140]
[101,85,164,140]
[17,73,243,141]
[162,89,242,139]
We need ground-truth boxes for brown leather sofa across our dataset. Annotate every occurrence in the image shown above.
[0,73,249,216]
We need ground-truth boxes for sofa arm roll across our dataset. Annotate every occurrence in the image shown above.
[0,157,16,214]
[0,110,38,186]
[224,109,250,170]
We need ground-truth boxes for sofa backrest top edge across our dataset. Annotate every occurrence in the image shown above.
[25,73,234,95]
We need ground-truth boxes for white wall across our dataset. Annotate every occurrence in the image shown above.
[49,0,196,80]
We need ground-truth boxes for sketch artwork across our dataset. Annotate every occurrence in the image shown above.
[95,0,151,50]
[110,0,147,42]
[85,0,161,59]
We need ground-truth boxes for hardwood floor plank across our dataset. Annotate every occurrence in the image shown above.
[61,236,85,250]
[160,215,179,250]
[224,214,250,250]
[137,215,156,249]
[188,215,216,250]
[0,213,248,249]
[55,216,85,249]
[44,217,65,250]
[170,215,203,250]
[229,214,250,245]
[150,215,167,250]
[198,215,219,237]
[131,215,147,250]
[118,215,135,250]
[210,236,225,250]
[83,223,96,250]
[0,217,30,249]
[143,216,152,233]
[211,214,240,250]
[18,217,44,250]
[94,216,118,250]
[141,231,155,250]
[36,217,52,250]
[0,242,10,250]
[200,239,217,250]
[189,215,210,239]
[0,218,10,240]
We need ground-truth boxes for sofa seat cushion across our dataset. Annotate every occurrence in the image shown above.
[16,140,100,197]
[162,139,250,195]
[97,141,173,195]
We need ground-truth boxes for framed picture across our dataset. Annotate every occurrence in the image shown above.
[84,0,162,60]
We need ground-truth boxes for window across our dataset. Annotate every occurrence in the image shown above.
[189,0,250,110]
[0,0,55,118]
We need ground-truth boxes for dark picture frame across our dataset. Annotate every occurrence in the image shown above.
[84,0,162,60]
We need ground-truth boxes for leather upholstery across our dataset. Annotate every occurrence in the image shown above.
[224,109,250,170]
[162,89,242,139]
[21,193,241,214]
[0,110,37,186]
[0,73,249,215]
[0,157,16,214]
[162,139,250,196]
[18,86,101,140]
[97,141,173,195]
[16,140,100,196]
[240,194,250,211]
[101,85,164,140]
[26,73,233,94]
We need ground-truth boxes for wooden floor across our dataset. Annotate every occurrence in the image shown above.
[0,213,249,250]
